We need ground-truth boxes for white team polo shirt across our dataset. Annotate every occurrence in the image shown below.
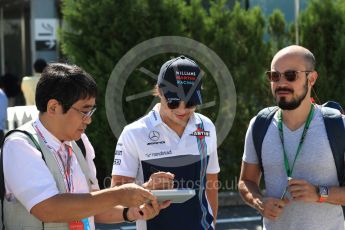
[112,103,220,230]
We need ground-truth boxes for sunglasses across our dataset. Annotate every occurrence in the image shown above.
[266,70,312,82]
[166,99,198,110]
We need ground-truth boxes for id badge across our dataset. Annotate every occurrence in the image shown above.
[68,221,84,230]
[81,218,90,230]
[69,218,90,230]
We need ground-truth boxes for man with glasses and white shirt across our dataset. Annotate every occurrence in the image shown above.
[112,56,220,230]
[239,45,345,230]
[1,63,168,229]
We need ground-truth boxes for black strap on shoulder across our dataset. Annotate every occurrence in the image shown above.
[76,138,86,158]
[321,107,345,186]
[0,131,4,148]
[321,106,345,218]
[0,130,44,230]
[323,101,345,115]
[252,106,279,173]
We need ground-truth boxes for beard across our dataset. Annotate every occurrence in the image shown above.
[275,80,308,110]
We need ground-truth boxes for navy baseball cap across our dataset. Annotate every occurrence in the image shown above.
[157,56,202,105]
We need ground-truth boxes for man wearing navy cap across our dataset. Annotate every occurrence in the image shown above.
[111,56,220,230]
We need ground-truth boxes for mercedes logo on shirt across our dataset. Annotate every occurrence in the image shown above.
[149,131,160,141]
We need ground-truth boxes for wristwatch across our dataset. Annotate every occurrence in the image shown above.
[318,186,329,203]
[123,207,135,223]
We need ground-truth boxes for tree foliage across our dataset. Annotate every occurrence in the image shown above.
[268,9,288,51]
[299,0,345,104]
[61,0,277,189]
[61,0,187,185]
[63,0,337,190]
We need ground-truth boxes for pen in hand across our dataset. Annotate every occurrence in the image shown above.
[280,177,292,200]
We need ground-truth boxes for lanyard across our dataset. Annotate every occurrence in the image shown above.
[277,104,314,177]
[32,122,74,192]
[56,145,73,192]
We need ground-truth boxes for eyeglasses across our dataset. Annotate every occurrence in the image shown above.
[71,106,97,119]
[166,99,198,110]
[266,70,312,82]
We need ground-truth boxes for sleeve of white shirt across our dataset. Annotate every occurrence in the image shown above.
[3,136,59,212]
[81,133,100,191]
[242,117,259,164]
[206,124,220,174]
[111,127,139,178]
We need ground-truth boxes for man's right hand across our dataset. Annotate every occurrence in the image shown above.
[142,172,175,190]
[254,197,289,221]
[114,183,157,207]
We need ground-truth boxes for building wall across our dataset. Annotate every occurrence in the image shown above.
[0,0,59,78]
[30,0,59,66]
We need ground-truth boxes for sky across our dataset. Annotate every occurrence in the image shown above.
[250,0,308,22]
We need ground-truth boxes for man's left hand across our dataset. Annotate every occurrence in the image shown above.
[288,178,319,202]
[128,200,171,221]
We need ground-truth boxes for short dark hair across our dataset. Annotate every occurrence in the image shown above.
[36,63,97,113]
[0,76,3,89]
[33,58,48,73]
[0,73,21,97]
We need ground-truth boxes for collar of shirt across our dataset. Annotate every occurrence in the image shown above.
[33,118,73,153]
[149,103,202,132]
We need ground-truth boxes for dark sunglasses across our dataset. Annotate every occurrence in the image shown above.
[266,70,312,82]
[166,100,198,110]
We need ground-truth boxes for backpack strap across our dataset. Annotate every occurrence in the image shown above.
[76,138,86,158]
[321,107,345,186]
[252,106,279,173]
[323,101,345,115]
[0,131,4,148]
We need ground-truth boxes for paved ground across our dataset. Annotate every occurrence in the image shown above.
[95,205,262,230]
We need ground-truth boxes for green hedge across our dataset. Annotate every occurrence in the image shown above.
[61,0,345,190]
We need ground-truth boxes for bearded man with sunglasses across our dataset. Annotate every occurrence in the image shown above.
[111,56,220,230]
[239,45,345,230]
[0,63,169,229]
